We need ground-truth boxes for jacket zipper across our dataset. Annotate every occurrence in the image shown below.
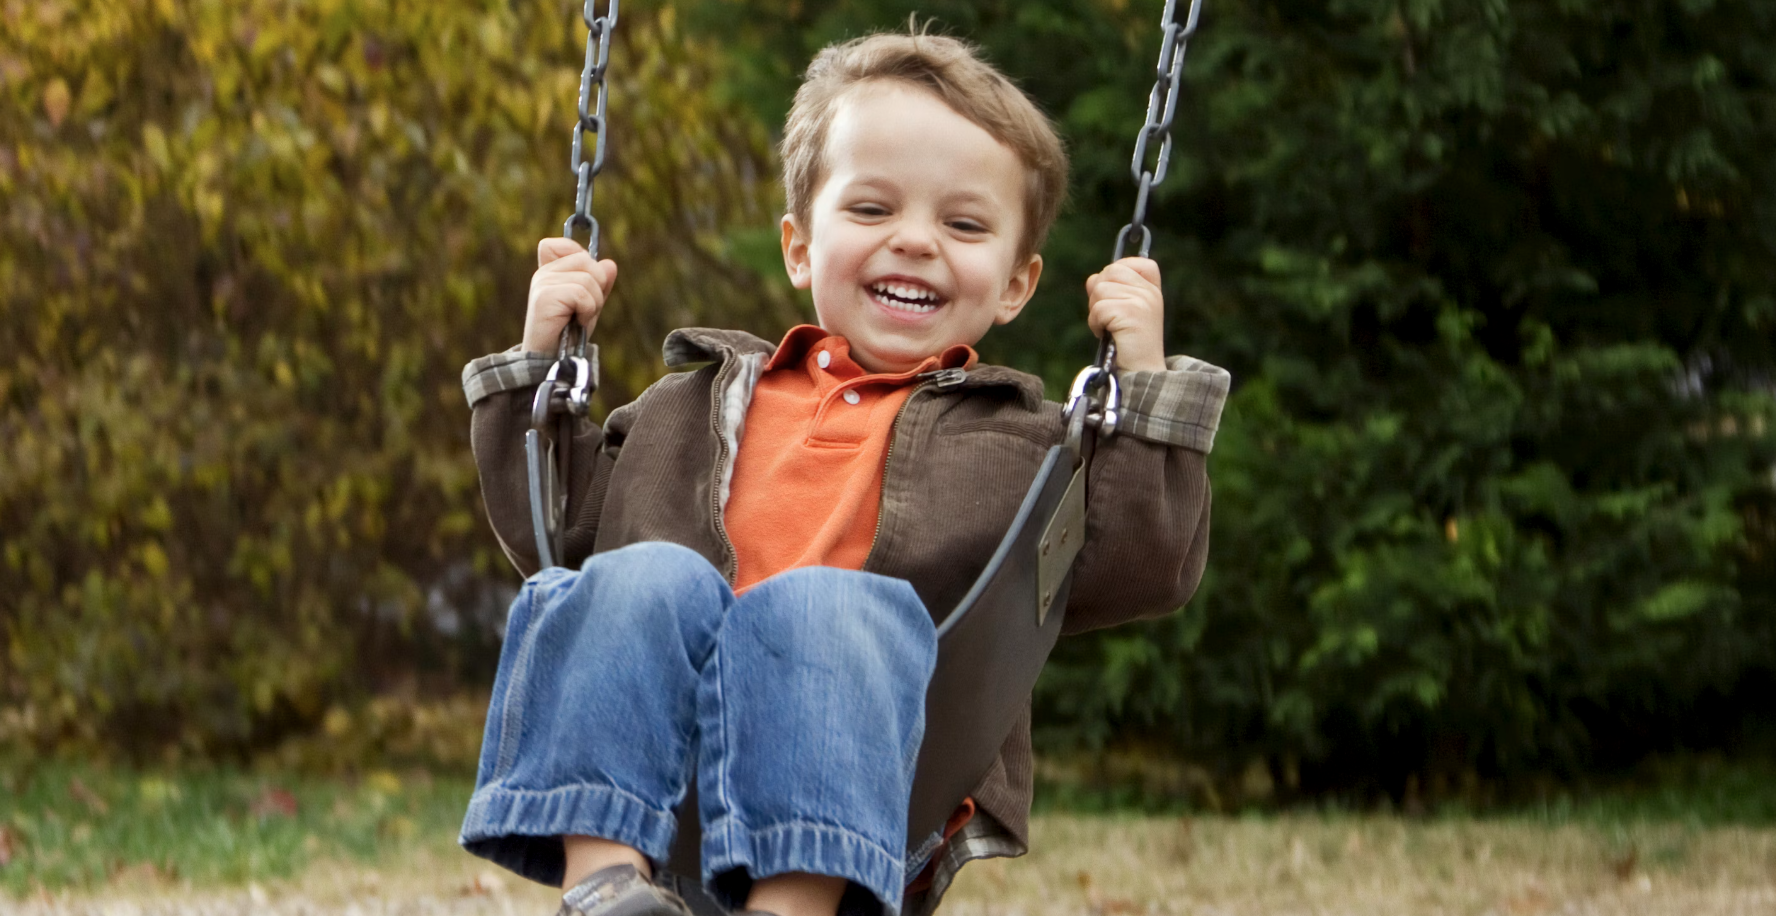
[863,368,969,568]
[708,354,740,583]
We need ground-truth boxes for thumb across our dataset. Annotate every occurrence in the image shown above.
[538,236,585,267]
[594,258,620,292]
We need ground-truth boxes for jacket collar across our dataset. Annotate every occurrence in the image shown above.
[661,327,1046,412]
[949,364,1046,412]
[662,327,777,367]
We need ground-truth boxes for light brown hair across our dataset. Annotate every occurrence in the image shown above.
[780,31,1069,261]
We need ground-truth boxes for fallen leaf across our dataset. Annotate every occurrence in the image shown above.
[109,861,169,886]
[1170,817,1195,864]
[1504,884,1551,915]
[43,77,70,127]
[249,787,299,819]
[69,776,110,815]
[463,869,507,896]
[1075,869,1094,891]
[1099,898,1139,915]
[0,824,20,866]
[1611,845,1638,881]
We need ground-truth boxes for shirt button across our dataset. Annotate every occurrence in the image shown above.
[843,390,861,405]
[816,351,831,369]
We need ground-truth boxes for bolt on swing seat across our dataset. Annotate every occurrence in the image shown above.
[528,0,1203,904]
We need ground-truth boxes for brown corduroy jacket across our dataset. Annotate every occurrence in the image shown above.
[464,327,1229,888]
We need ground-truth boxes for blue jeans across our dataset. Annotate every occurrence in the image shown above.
[460,542,938,914]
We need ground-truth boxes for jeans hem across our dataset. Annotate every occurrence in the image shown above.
[705,818,905,916]
[460,782,680,885]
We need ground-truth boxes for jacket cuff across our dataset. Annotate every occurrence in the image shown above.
[461,345,599,408]
[1114,355,1231,452]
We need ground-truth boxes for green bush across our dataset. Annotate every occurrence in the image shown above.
[3,0,1773,792]
[688,0,1776,790]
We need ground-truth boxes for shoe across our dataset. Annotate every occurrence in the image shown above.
[558,864,695,916]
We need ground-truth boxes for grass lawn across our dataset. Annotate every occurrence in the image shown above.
[3,761,1775,914]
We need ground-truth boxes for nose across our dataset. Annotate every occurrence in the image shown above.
[888,217,939,258]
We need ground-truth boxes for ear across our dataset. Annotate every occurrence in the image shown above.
[781,214,813,290]
[993,253,1044,325]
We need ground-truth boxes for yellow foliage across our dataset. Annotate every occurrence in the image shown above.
[365,769,403,796]
[1,0,798,757]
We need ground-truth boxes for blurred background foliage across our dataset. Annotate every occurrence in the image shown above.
[3,0,1773,802]
[0,0,797,762]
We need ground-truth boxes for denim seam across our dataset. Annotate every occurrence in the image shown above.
[710,640,739,863]
[706,815,906,916]
[461,781,681,867]
[468,782,677,820]
[492,584,546,779]
[739,819,905,866]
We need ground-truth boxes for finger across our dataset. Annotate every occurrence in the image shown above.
[557,283,603,328]
[593,258,619,294]
[554,261,615,302]
[1096,263,1145,291]
[1087,298,1113,337]
[538,236,586,268]
[1093,278,1161,310]
[1092,290,1155,326]
[539,256,618,297]
[540,249,597,276]
[1114,256,1162,287]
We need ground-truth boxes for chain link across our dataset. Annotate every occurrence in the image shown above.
[1067,0,1204,449]
[527,0,619,568]
[565,0,618,262]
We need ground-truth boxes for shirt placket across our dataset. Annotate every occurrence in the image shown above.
[807,344,876,445]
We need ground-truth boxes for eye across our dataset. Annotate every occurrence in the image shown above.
[848,203,890,217]
[948,219,988,234]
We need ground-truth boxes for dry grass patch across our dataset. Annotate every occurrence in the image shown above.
[8,815,1776,915]
[946,814,1776,916]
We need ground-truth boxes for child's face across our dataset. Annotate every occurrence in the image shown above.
[781,83,1043,374]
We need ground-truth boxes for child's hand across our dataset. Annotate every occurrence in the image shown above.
[523,237,618,355]
[1085,257,1166,373]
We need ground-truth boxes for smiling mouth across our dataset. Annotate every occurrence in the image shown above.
[869,281,947,314]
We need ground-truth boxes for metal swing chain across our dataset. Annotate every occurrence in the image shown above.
[1063,0,1204,452]
[527,0,618,569]
[565,0,617,261]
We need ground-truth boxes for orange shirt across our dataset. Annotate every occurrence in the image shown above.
[724,325,975,593]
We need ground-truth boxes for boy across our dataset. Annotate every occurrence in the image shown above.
[459,31,1228,916]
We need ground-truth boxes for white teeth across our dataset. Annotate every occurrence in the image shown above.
[870,281,942,313]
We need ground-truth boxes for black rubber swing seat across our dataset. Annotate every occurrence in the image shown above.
[664,443,1085,877]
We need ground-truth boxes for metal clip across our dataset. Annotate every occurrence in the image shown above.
[1096,372,1121,438]
[531,359,567,431]
[918,367,969,389]
[527,327,598,570]
[1062,365,1122,455]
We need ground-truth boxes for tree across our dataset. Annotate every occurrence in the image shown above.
[0,0,798,758]
[686,0,1776,790]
